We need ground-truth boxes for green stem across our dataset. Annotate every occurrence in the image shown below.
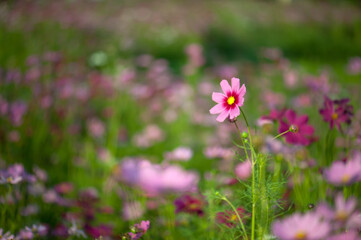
[220,195,248,240]
[234,121,250,161]
[272,129,290,140]
[239,108,256,240]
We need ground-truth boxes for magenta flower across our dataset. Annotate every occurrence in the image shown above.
[85,224,113,238]
[174,194,204,216]
[128,220,150,240]
[272,213,330,240]
[324,158,361,186]
[319,96,353,131]
[209,78,246,122]
[262,108,287,122]
[278,109,315,146]
[216,207,248,228]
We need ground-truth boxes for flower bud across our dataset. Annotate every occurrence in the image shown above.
[242,132,248,139]
[289,125,298,133]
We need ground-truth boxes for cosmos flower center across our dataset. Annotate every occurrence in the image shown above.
[294,231,306,240]
[332,113,338,120]
[230,214,237,221]
[289,125,299,133]
[335,211,348,221]
[188,203,200,210]
[227,96,235,105]
[341,174,350,183]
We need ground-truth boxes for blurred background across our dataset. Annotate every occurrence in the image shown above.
[1,0,361,239]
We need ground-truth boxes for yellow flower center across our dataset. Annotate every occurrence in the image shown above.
[227,96,235,105]
[335,211,348,221]
[230,214,237,221]
[295,231,306,240]
[342,174,350,184]
[188,203,199,210]
[332,113,338,120]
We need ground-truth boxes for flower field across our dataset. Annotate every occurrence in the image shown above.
[1,0,361,239]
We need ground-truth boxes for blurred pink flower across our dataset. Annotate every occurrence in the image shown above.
[204,146,234,160]
[122,202,144,220]
[0,97,8,116]
[278,109,315,146]
[272,212,330,240]
[0,229,13,240]
[324,157,361,186]
[283,70,298,88]
[85,224,112,239]
[320,96,353,131]
[327,231,360,240]
[174,194,204,216]
[210,78,246,122]
[133,125,164,148]
[18,228,34,240]
[347,57,361,75]
[216,207,248,228]
[54,182,74,194]
[128,220,150,240]
[120,159,198,195]
[9,101,27,126]
[185,43,205,68]
[235,161,252,180]
[87,118,105,138]
[165,147,193,162]
[215,65,238,80]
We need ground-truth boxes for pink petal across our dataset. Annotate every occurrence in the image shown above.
[296,115,308,126]
[237,97,245,107]
[237,84,246,97]
[220,80,231,95]
[231,78,240,93]
[229,107,240,120]
[212,92,226,104]
[210,104,225,114]
[216,109,230,122]
[285,109,296,123]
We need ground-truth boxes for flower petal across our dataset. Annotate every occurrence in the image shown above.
[216,109,230,122]
[237,97,245,107]
[212,92,226,104]
[229,107,240,120]
[220,80,232,95]
[210,104,225,114]
[231,78,240,93]
[285,109,296,123]
[237,84,247,97]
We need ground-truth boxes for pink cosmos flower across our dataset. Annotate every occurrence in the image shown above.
[278,109,315,146]
[347,57,361,75]
[272,212,330,240]
[119,159,199,195]
[327,231,360,240]
[174,194,204,216]
[216,207,248,228]
[128,220,150,240]
[165,147,193,162]
[235,161,252,180]
[316,194,358,223]
[209,78,246,122]
[324,157,361,186]
[122,201,144,220]
[320,96,353,131]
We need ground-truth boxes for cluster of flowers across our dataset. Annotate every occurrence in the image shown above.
[273,193,361,240]
[117,158,199,195]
